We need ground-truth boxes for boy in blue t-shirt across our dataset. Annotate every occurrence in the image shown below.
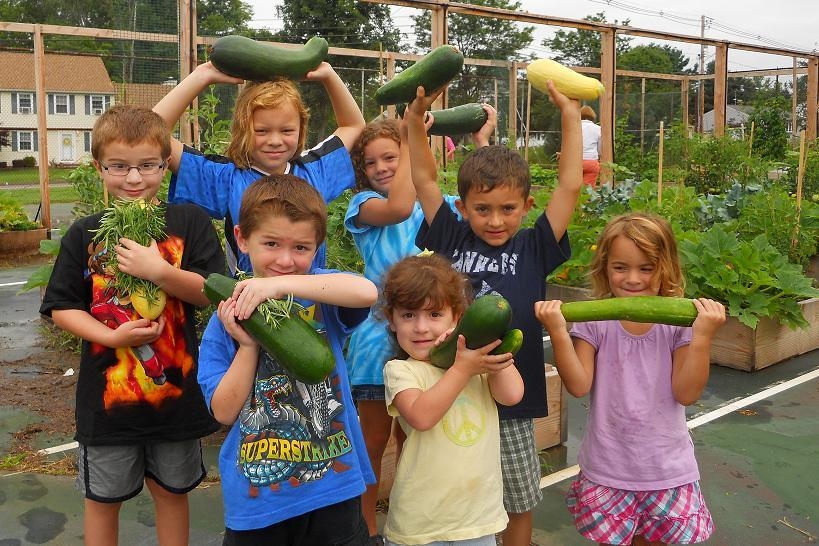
[197,174,377,543]
[404,81,583,546]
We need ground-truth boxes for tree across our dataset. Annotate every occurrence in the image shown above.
[274,0,402,135]
[198,0,254,37]
[541,12,632,68]
[0,129,9,151]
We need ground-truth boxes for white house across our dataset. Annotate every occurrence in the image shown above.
[0,51,116,166]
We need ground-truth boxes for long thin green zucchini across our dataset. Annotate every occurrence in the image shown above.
[560,296,697,326]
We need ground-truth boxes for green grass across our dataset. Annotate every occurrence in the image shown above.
[4,186,79,205]
[0,167,73,185]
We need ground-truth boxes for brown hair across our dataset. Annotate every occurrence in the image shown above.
[91,104,171,160]
[580,105,597,122]
[238,174,327,244]
[225,79,310,168]
[380,254,471,357]
[351,118,401,192]
[457,145,531,200]
[590,212,684,298]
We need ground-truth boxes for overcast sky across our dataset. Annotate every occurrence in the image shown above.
[244,0,818,74]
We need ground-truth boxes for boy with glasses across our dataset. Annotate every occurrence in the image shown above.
[41,104,225,545]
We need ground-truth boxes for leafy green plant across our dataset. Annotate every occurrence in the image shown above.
[325,190,362,274]
[749,95,790,161]
[188,86,232,155]
[679,226,819,329]
[729,182,819,267]
[68,161,106,219]
[0,195,40,231]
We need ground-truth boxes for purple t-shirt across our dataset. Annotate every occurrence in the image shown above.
[571,319,700,491]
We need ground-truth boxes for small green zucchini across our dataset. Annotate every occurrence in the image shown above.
[374,44,464,105]
[208,35,329,80]
[490,328,523,356]
[203,273,335,384]
[429,295,513,369]
[560,296,698,326]
[396,102,488,135]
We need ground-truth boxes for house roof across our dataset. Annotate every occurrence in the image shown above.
[702,105,751,131]
[0,51,115,93]
[118,82,174,109]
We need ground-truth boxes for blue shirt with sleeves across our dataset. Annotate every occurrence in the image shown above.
[169,135,355,274]
[343,192,458,386]
[197,268,374,530]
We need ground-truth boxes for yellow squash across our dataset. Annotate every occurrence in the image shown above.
[527,58,605,101]
[131,287,167,320]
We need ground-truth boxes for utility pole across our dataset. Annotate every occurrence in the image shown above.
[697,15,706,133]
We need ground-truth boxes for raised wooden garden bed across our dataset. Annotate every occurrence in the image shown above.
[546,284,819,372]
[0,228,48,256]
[376,363,567,500]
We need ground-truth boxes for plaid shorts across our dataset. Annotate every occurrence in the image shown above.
[566,473,714,545]
[500,418,543,513]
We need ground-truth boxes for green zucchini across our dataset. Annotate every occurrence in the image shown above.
[490,328,523,356]
[429,295,513,369]
[208,35,329,80]
[203,273,335,384]
[374,45,464,105]
[560,296,698,326]
[396,102,488,136]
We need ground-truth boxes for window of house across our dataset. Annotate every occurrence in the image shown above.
[17,93,33,114]
[18,131,34,151]
[54,94,69,114]
[90,95,106,115]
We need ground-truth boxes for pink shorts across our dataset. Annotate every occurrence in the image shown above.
[566,473,714,545]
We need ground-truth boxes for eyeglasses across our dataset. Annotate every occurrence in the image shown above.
[99,160,167,176]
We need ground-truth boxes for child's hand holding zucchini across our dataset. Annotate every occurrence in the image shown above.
[429,295,523,369]
[204,273,335,384]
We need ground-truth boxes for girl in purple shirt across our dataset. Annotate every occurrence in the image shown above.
[535,212,726,546]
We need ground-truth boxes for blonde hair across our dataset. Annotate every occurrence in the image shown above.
[238,174,327,245]
[580,105,597,122]
[91,104,170,160]
[351,118,401,192]
[225,80,310,168]
[590,212,684,298]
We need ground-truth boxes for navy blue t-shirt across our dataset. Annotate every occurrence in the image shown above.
[417,202,570,419]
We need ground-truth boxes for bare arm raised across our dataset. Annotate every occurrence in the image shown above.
[305,62,366,151]
[152,62,243,172]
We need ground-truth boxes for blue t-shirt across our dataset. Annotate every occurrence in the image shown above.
[169,135,355,274]
[416,202,570,419]
[343,192,458,386]
[197,269,374,530]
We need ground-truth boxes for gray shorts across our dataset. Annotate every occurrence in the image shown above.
[500,418,543,513]
[76,439,206,503]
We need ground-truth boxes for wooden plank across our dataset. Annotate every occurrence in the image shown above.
[599,30,615,182]
[711,298,819,371]
[0,21,177,42]
[33,25,51,230]
[807,58,818,141]
[713,44,728,137]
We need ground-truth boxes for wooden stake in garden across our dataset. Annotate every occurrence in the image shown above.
[791,130,806,254]
[657,121,664,206]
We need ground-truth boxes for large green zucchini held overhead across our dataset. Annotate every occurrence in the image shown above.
[560,296,698,326]
[374,44,464,105]
[208,35,329,80]
[203,273,335,384]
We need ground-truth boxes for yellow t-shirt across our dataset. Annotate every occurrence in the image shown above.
[383,358,508,544]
